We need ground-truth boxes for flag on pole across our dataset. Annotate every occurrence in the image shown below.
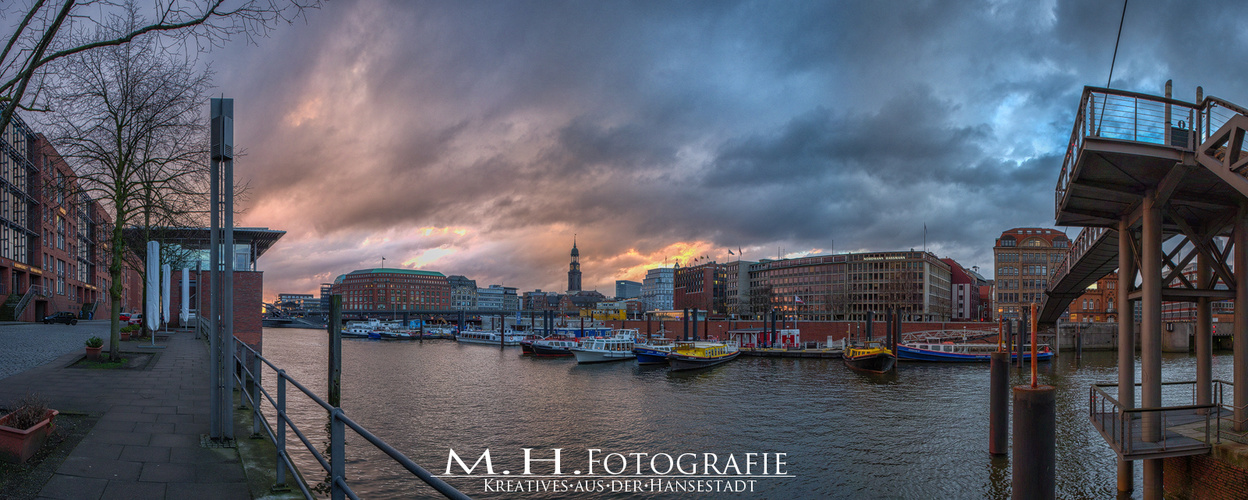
[795,295,804,304]
[728,249,734,255]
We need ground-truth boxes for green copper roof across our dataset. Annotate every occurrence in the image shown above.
[347,268,445,278]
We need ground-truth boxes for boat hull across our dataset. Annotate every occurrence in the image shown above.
[633,347,671,365]
[530,344,573,357]
[667,351,739,371]
[570,349,635,364]
[896,345,1054,362]
[456,335,523,346]
[843,353,897,373]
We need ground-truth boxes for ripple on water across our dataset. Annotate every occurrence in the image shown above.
[260,330,1223,499]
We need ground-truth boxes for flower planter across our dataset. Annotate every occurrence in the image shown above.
[119,331,130,341]
[0,409,59,464]
[85,346,102,360]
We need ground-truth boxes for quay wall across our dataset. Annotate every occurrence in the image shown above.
[594,319,1200,353]
[610,319,995,343]
[1054,322,1193,353]
[1165,449,1248,499]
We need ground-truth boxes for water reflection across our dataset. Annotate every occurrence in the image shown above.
[260,329,1229,499]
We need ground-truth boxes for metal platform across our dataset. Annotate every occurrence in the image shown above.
[1089,382,1223,461]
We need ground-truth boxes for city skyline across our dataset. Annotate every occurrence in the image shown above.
[191,0,1248,300]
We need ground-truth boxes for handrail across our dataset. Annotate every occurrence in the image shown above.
[1089,381,1221,456]
[1055,86,1204,219]
[232,338,470,500]
[1046,227,1110,303]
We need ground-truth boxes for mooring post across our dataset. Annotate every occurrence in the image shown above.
[1012,384,1056,499]
[328,295,342,408]
[865,310,873,342]
[683,308,690,341]
[1016,317,1025,367]
[989,351,1008,456]
[692,308,700,341]
[885,308,893,349]
[1076,324,1082,360]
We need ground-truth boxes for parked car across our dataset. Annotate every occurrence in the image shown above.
[43,312,78,325]
[119,312,131,322]
[127,313,144,326]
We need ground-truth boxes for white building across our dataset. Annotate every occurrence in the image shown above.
[641,267,675,312]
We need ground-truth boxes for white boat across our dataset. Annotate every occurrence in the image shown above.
[568,331,637,363]
[456,330,525,346]
[343,320,381,338]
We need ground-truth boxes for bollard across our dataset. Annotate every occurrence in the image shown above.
[989,351,1009,456]
[1012,384,1056,499]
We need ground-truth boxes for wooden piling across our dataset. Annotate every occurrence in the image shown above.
[328,295,342,408]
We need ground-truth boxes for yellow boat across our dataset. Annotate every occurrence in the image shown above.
[842,344,897,374]
[667,341,740,371]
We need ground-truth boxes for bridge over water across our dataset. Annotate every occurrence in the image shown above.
[1043,83,1248,499]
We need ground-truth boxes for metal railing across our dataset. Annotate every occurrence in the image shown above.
[1056,88,1248,218]
[1213,380,1248,440]
[231,338,470,500]
[1056,87,1201,218]
[1046,226,1109,298]
[1088,381,1221,457]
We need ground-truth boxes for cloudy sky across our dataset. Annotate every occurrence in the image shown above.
[201,0,1248,300]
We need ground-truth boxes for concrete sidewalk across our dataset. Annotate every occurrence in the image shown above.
[0,328,253,499]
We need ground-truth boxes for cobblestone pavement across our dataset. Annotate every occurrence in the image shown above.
[0,320,115,381]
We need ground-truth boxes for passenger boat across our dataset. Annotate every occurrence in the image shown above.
[342,320,379,339]
[530,339,579,357]
[897,342,1054,362]
[421,326,457,339]
[633,339,675,365]
[842,344,897,373]
[456,330,525,346]
[666,341,739,371]
[568,332,637,363]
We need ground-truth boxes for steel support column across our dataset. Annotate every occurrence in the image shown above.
[1117,218,1136,494]
[1235,213,1248,432]
[1197,244,1212,413]
[1141,190,1163,498]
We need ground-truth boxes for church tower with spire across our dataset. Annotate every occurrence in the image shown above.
[568,237,582,292]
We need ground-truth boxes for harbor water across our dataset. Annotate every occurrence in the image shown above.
[260,328,1232,499]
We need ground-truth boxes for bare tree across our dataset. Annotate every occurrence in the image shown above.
[43,10,211,359]
[0,0,317,138]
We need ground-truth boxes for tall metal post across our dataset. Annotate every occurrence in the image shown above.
[1117,217,1137,493]
[221,98,235,439]
[209,98,234,440]
[1235,212,1248,433]
[1197,243,1212,413]
[1141,190,1163,497]
[328,295,342,407]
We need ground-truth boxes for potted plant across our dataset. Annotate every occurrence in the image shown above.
[119,325,137,341]
[0,395,58,464]
[85,336,103,361]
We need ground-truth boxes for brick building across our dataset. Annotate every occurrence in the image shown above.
[993,227,1070,320]
[1067,272,1118,323]
[673,261,726,314]
[133,227,285,352]
[331,268,451,314]
[2,123,138,322]
[943,258,983,321]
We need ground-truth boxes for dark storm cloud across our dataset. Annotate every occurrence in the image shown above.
[209,0,1248,296]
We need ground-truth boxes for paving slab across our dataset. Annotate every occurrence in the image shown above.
[0,324,256,499]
